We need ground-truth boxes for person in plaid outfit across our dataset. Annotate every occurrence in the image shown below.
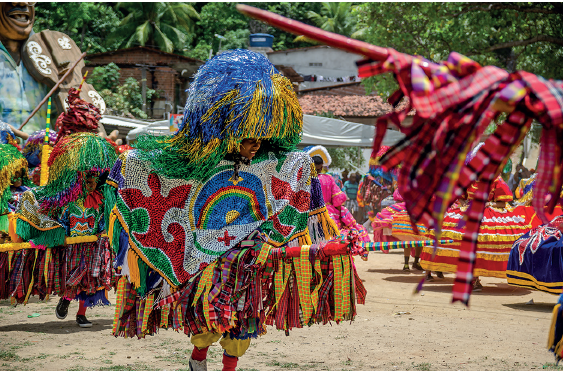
[6,133,117,328]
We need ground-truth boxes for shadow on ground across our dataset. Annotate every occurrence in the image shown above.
[503,301,556,313]
[0,318,114,334]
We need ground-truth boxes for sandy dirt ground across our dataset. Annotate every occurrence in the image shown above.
[0,250,560,371]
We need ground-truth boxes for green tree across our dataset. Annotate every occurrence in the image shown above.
[101,77,158,120]
[193,2,323,57]
[294,2,365,43]
[327,147,365,171]
[356,2,563,98]
[106,2,200,54]
[34,2,122,53]
[89,63,121,92]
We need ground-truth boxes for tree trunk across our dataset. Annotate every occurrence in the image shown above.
[80,23,86,50]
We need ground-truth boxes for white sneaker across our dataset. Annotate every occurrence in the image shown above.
[189,357,207,371]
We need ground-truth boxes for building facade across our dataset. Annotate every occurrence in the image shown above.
[267,45,364,90]
[84,47,203,119]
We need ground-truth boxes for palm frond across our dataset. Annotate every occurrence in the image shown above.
[153,24,174,53]
[124,33,140,49]
[135,21,151,46]
[160,23,187,47]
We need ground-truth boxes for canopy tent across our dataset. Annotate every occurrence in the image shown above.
[124,114,405,147]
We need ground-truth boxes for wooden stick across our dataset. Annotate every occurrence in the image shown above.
[18,51,88,130]
[237,4,389,62]
[77,70,89,93]
[237,5,515,113]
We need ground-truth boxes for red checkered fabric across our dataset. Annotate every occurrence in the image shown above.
[356,48,563,305]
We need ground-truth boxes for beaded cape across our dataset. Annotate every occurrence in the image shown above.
[14,133,117,246]
[107,149,336,288]
[106,50,338,289]
[0,144,31,216]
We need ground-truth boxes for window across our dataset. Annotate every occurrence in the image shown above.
[309,62,323,67]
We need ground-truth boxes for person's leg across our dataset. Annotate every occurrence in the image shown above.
[403,248,411,270]
[472,276,483,291]
[189,332,222,371]
[55,296,71,320]
[76,300,92,328]
[412,245,424,270]
[219,334,251,371]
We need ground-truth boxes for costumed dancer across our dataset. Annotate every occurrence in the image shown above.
[371,187,437,274]
[54,87,100,142]
[2,133,117,328]
[105,50,366,371]
[358,146,396,224]
[420,143,540,290]
[506,172,563,293]
[514,172,563,218]
[506,215,563,294]
[0,143,32,242]
[21,129,57,186]
[305,145,370,242]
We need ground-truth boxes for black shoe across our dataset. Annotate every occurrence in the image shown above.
[56,298,70,320]
[412,262,424,271]
[402,264,411,271]
[76,315,92,328]
[425,272,434,281]
[436,271,445,279]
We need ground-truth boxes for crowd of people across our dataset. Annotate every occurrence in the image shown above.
[0,50,371,371]
[1,45,563,372]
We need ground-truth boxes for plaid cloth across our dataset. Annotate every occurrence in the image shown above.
[112,238,365,339]
[356,48,563,305]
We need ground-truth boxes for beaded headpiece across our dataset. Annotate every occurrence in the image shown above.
[22,129,57,168]
[33,132,117,216]
[304,145,332,167]
[135,49,303,180]
[0,144,30,213]
[55,88,101,143]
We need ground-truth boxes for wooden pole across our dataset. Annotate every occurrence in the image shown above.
[40,97,52,186]
[236,4,389,62]
[18,51,88,130]
[141,66,147,114]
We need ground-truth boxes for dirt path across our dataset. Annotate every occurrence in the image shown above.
[0,250,560,371]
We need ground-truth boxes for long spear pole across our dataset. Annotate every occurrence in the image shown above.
[18,51,88,130]
[236,4,389,63]
[236,4,514,113]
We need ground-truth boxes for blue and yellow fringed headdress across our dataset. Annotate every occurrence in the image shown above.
[135,49,303,180]
[33,132,118,216]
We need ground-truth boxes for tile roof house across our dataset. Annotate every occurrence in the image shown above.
[85,46,203,119]
[298,82,412,127]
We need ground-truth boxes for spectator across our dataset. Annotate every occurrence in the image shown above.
[343,172,360,217]
[342,169,349,184]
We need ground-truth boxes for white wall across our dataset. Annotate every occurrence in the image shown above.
[267,46,364,89]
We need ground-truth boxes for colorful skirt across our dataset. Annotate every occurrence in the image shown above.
[420,205,540,278]
[0,236,115,306]
[112,240,366,339]
[507,215,563,294]
[372,203,429,242]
